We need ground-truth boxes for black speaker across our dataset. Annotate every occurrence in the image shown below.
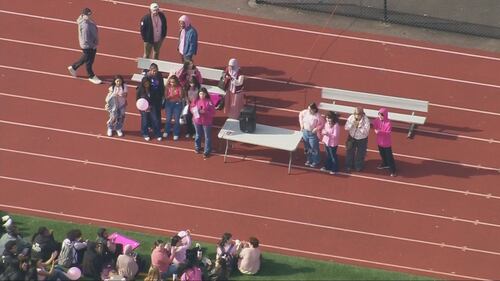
[239,104,256,133]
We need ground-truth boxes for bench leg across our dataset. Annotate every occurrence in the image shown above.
[288,151,292,175]
[224,139,229,163]
[407,124,417,139]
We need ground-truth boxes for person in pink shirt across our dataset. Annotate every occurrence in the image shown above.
[320,112,340,175]
[180,250,202,281]
[191,88,215,158]
[372,108,397,177]
[299,102,324,168]
[150,240,173,279]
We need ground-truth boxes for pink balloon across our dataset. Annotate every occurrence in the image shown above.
[136,98,149,111]
[67,267,81,280]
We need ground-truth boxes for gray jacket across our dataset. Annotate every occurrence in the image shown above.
[77,15,98,49]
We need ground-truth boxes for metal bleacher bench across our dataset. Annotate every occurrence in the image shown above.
[318,87,428,138]
[131,58,225,96]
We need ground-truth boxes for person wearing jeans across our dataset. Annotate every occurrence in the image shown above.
[344,107,370,172]
[164,75,184,140]
[298,102,324,168]
[320,111,340,174]
[137,77,161,141]
[191,88,215,158]
[67,8,101,84]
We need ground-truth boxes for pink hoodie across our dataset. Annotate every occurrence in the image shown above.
[372,108,392,147]
[191,98,215,126]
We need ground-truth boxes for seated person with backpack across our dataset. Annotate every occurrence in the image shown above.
[215,233,238,274]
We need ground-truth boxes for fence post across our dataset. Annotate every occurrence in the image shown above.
[384,0,388,22]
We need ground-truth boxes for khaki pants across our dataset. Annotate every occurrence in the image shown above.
[143,39,163,59]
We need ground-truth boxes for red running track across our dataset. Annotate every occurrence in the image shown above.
[1,0,499,280]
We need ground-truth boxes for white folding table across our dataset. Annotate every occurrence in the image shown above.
[218,118,303,174]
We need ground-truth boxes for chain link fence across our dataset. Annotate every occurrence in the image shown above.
[255,0,500,39]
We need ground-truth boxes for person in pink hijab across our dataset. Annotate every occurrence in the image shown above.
[177,15,198,62]
[372,108,397,177]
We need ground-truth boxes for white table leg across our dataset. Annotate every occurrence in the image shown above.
[224,139,229,163]
[288,151,292,174]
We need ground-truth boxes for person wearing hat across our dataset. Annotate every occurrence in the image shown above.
[177,15,198,62]
[67,7,102,84]
[344,107,370,173]
[140,3,167,60]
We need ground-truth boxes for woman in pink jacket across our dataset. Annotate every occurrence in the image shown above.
[320,112,340,174]
[372,108,397,177]
[191,88,215,158]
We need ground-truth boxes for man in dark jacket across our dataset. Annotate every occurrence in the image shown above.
[140,2,167,60]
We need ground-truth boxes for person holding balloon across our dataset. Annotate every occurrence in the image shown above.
[136,76,162,141]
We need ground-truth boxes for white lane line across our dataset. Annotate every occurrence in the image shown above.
[2,36,500,119]
[2,10,500,91]
[1,90,499,170]
[1,175,499,258]
[0,204,486,281]
[1,62,499,146]
[103,0,500,63]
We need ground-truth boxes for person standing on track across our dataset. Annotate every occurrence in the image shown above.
[177,15,198,62]
[67,8,102,84]
[140,3,167,60]
[320,111,340,175]
[299,102,324,168]
[372,108,397,177]
[344,107,370,173]
[104,75,128,137]
[221,58,245,119]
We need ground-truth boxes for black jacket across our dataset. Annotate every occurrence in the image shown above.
[140,12,167,43]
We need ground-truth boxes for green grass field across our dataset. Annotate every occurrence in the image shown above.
[1,211,435,280]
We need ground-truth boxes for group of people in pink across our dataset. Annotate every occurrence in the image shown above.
[98,2,246,159]
[299,103,397,177]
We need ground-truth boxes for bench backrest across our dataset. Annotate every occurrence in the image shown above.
[321,87,429,113]
[138,58,223,82]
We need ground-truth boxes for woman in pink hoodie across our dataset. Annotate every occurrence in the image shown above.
[372,108,397,177]
[191,88,215,158]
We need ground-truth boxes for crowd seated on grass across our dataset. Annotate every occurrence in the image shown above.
[0,215,261,280]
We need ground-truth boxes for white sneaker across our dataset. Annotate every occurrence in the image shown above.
[144,136,150,141]
[162,132,169,138]
[116,130,123,137]
[157,137,162,141]
[173,135,179,141]
[106,129,112,137]
[89,76,102,84]
[67,66,77,77]
[185,133,191,138]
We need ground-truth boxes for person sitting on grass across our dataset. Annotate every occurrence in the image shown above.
[144,266,161,281]
[33,251,70,281]
[168,230,192,276]
[82,241,105,280]
[116,244,139,281]
[179,249,202,281]
[31,226,59,262]
[58,229,87,268]
[237,237,261,275]
[150,239,174,279]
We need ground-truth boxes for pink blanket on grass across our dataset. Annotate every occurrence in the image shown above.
[108,232,140,250]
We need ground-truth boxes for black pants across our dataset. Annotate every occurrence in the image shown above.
[378,146,396,174]
[72,48,96,78]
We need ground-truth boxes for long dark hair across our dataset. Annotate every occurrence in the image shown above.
[31,226,49,242]
[184,76,201,92]
[326,111,339,124]
[218,232,232,248]
[111,75,125,90]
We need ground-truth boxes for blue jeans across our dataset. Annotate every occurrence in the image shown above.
[164,101,183,137]
[140,110,161,137]
[324,145,339,172]
[302,130,320,166]
[195,124,212,154]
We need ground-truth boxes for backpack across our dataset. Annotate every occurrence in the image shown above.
[218,244,236,270]
[58,241,75,268]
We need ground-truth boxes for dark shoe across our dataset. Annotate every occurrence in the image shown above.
[195,149,201,154]
[355,167,363,172]
[203,153,210,159]
[345,168,351,174]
